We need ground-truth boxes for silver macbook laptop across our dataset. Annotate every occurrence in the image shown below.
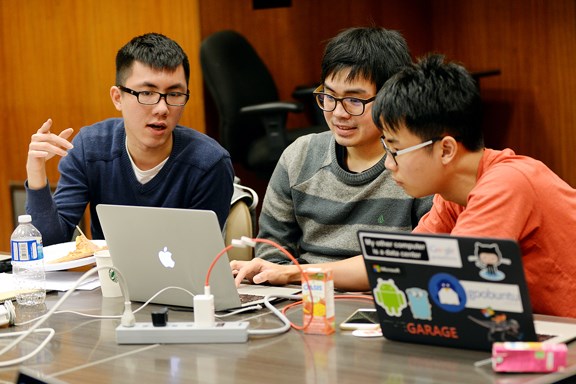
[96,204,299,311]
[358,230,576,351]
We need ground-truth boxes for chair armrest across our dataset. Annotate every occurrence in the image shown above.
[240,102,303,161]
[292,85,318,100]
[240,101,303,115]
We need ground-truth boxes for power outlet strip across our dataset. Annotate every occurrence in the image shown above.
[116,321,250,344]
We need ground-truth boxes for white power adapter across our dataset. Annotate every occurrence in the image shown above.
[193,286,215,327]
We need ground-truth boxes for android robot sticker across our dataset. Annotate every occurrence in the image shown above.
[373,278,407,317]
[467,242,511,281]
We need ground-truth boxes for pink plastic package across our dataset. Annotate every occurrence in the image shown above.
[492,342,568,373]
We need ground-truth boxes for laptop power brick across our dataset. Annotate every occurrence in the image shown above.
[115,321,249,344]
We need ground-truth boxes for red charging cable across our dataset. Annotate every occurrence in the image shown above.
[205,237,315,330]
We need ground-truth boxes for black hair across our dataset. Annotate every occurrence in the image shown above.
[373,54,484,151]
[115,33,190,86]
[321,27,412,90]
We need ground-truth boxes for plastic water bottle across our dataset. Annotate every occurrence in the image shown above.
[10,215,46,306]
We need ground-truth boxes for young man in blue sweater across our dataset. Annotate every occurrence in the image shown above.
[25,33,234,245]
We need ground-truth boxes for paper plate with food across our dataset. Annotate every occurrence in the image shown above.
[44,234,107,272]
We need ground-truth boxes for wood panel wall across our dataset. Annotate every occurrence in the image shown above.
[199,0,432,134]
[199,0,576,199]
[0,0,204,251]
[430,0,576,187]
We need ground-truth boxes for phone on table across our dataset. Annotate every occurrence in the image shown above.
[339,308,380,330]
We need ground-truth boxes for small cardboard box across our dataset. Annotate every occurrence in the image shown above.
[492,342,567,372]
[301,268,335,335]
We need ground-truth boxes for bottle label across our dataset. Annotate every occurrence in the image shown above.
[11,240,44,262]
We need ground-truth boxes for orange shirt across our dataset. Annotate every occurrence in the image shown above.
[415,148,576,317]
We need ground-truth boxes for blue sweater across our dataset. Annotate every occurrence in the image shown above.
[26,118,234,245]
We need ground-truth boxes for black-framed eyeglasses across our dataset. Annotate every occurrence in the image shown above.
[381,136,443,166]
[117,85,190,106]
[312,85,375,116]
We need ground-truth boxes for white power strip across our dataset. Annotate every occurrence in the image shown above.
[116,321,250,344]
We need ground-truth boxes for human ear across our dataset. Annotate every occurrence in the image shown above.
[440,136,459,164]
[110,86,122,111]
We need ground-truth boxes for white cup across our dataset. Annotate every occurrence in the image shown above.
[95,250,122,298]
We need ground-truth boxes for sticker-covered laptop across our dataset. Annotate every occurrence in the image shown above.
[96,204,299,311]
[358,230,576,351]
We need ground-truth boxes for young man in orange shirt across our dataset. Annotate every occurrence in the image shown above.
[375,54,576,317]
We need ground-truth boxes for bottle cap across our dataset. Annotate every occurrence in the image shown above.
[18,215,32,224]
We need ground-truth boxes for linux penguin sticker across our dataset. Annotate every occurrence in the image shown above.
[467,242,511,281]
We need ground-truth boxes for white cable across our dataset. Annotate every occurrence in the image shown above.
[132,286,195,314]
[216,304,263,318]
[14,285,196,327]
[239,236,257,248]
[474,357,493,367]
[0,328,55,367]
[0,269,100,357]
[16,311,115,326]
[121,301,135,327]
[247,294,302,336]
[0,265,132,367]
[231,237,302,336]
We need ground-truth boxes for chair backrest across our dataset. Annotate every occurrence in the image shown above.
[9,182,86,240]
[224,200,254,261]
[200,30,279,162]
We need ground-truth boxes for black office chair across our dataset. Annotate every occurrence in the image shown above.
[200,30,327,177]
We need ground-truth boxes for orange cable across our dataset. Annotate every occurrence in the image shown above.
[205,244,234,287]
[248,238,315,330]
[204,238,315,330]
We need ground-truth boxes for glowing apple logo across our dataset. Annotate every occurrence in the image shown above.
[158,246,175,268]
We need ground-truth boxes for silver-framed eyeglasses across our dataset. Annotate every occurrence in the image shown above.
[312,85,375,116]
[381,136,442,166]
[117,85,190,106]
